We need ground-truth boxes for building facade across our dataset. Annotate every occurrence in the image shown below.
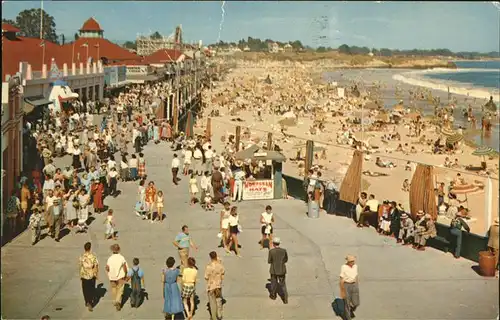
[1,77,23,222]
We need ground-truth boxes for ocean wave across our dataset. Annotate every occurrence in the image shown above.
[393,70,499,102]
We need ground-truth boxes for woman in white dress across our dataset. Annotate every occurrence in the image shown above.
[66,134,75,155]
[64,188,79,228]
[136,179,147,218]
[77,189,90,233]
[183,148,193,175]
[189,173,199,205]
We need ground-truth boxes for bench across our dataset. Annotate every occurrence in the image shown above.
[427,235,451,253]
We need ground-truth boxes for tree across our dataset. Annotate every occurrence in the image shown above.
[14,8,58,42]
[74,33,79,41]
[61,34,65,45]
[316,46,327,53]
[2,18,17,26]
[290,40,303,49]
[150,31,162,39]
[123,41,137,50]
[338,44,350,54]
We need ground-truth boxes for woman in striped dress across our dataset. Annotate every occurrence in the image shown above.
[138,152,147,179]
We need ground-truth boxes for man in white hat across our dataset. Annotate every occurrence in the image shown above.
[397,213,415,245]
[413,213,437,251]
[268,237,288,304]
[340,255,360,319]
[487,217,499,277]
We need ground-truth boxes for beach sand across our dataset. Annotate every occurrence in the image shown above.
[199,60,499,234]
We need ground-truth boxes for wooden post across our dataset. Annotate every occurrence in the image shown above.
[206,118,212,139]
[235,126,241,151]
[267,132,273,150]
[173,92,179,133]
[305,140,314,176]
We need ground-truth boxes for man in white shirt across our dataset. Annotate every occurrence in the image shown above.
[233,167,245,202]
[339,255,360,319]
[132,124,140,153]
[204,146,214,174]
[171,153,180,185]
[43,160,56,177]
[193,148,203,176]
[200,171,210,203]
[106,244,129,311]
[116,104,124,123]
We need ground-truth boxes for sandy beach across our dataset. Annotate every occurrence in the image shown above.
[199,59,499,235]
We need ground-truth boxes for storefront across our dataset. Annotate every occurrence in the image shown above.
[233,145,286,200]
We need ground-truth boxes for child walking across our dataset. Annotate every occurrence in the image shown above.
[104,209,117,240]
[156,190,164,222]
[127,257,146,308]
[29,200,43,245]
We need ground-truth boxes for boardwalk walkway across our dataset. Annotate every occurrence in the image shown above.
[1,142,498,319]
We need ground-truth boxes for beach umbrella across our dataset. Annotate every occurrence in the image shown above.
[446,133,463,144]
[472,145,495,166]
[472,145,495,157]
[451,182,483,208]
[440,127,455,136]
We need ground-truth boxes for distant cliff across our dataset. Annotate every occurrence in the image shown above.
[233,52,457,69]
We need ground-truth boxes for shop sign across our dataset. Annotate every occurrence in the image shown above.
[126,66,149,75]
[243,180,274,200]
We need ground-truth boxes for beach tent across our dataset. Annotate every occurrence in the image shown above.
[409,164,437,220]
[339,150,363,204]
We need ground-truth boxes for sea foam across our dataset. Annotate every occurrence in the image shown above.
[393,68,499,103]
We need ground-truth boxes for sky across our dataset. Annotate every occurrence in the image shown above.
[2,1,499,52]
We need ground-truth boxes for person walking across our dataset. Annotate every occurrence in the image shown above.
[226,207,242,257]
[127,258,145,308]
[260,205,275,249]
[48,198,63,242]
[268,237,288,304]
[106,244,129,311]
[162,257,184,319]
[204,251,225,320]
[182,257,198,320]
[171,153,180,185]
[340,255,360,320]
[173,225,198,269]
[79,242,99,312]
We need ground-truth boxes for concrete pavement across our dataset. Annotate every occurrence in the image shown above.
[1,141,498,320]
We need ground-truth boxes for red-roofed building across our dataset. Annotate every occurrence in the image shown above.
[79,17,103,34]
[2,23,20,33]
[143,49,187,66]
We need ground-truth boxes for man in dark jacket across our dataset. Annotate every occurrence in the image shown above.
[389,201,402,239]
[268,237,288,304]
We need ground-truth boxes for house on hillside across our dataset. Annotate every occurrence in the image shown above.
[268,42,279,53]
[243,45,250,52]
[284,43,293,52]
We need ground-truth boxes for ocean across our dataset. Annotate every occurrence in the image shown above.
[425,60,500,91]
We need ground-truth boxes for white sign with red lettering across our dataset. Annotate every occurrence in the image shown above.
[243,180,274,200]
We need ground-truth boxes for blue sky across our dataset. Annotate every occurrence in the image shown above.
[2,1,499,52]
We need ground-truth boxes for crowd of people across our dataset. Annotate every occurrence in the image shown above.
[302,166,499,278]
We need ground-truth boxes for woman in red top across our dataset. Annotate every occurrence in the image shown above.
[145,181,157,221]
[31,167,42,193]
[91,180,105,213]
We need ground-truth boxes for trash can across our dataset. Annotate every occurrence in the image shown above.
[308,200,320,219]
[478,251,496,277]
